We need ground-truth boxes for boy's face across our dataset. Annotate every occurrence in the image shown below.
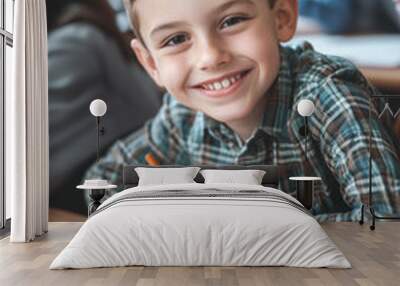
[132,0,297,124]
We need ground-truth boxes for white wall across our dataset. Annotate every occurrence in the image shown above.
[4,0,15,220]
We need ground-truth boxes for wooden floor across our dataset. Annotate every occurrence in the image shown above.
[0,222,399,286]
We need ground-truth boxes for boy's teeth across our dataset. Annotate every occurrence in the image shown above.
[221,79,230,88]
[201,72,245,91]
[213,82,222,90]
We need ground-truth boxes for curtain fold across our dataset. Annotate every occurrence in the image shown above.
[7,0,49,242]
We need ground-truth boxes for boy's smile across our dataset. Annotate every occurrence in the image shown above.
[190,68,251,95]
[132,0,297,139]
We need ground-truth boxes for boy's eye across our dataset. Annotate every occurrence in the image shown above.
[162,34,189,47]
[220,16,249,29]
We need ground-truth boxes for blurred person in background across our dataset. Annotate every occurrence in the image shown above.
[47,0,162,215]
[107,0,132,33]
[299,0,400,34]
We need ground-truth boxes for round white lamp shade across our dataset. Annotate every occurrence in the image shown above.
[90,99,107,117]
[297,99,315,117]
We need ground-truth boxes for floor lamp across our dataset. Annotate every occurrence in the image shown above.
[89,99,107,162]
[297,99,315,165]
[359,94,400,230]
[82,99,109,215]
[292,99,321,210]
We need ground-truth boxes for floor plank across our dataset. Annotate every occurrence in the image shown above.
[0,222,399,286]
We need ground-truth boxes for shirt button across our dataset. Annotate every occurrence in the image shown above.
[228,142,235,148]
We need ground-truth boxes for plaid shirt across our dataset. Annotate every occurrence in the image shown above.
[84,43,400,222]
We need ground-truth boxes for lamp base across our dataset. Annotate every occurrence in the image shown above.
[88,189,105,216]
[296,180,313,210]
[289,176,321,210]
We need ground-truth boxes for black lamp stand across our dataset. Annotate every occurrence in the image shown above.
[305,117,309,164]
[96,116,100,162]
[95,116,106,162]
[359,94,400,230]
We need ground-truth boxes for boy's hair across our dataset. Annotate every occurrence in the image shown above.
[124,0,278,44]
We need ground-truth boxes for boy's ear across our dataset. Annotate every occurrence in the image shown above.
[131,39,164,87]
[273,0,298,42]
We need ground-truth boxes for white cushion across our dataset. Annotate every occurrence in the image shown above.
[135,167,201,186]
[200,169,266,185]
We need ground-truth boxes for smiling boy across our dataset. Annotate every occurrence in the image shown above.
[84,0,400,221]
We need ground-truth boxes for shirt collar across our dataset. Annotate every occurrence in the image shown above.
[201,112,243,146]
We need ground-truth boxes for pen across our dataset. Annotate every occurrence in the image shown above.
[145,153,160,166]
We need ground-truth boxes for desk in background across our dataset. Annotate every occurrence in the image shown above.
[290,34,400,94]
[360,67,400,94]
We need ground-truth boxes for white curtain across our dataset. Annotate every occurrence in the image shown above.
[7,0,49,242]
